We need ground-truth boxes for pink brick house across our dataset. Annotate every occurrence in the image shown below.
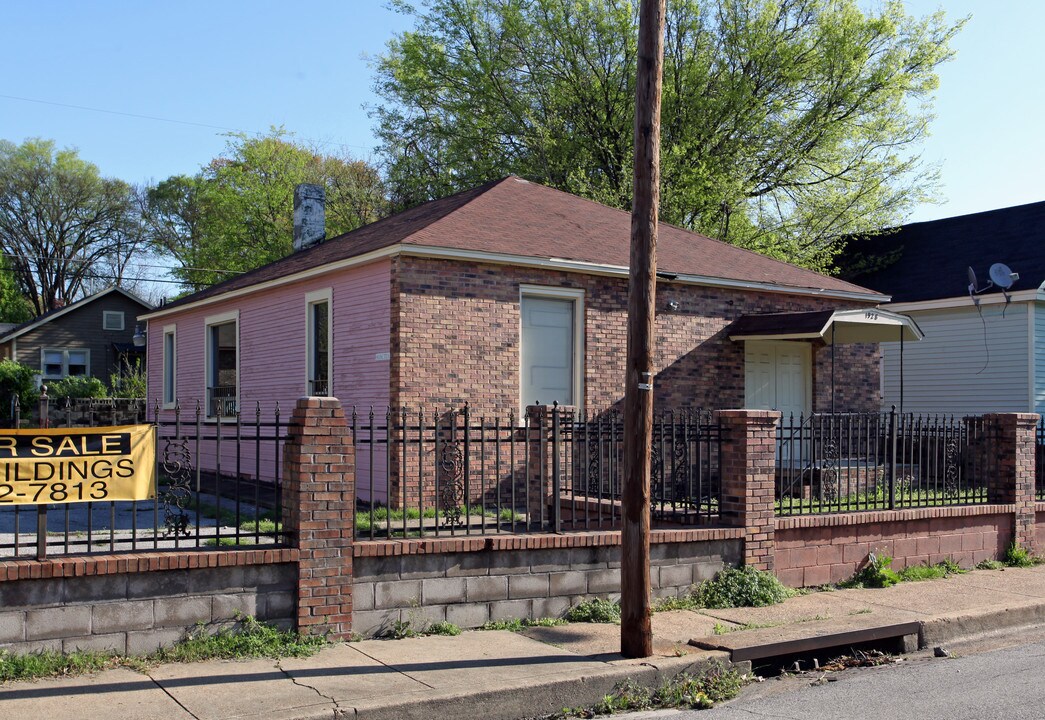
[140,177,914,500]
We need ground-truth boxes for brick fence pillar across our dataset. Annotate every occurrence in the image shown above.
[716,409,780,571]
[985,413,1038,551]
[282,397,355,639]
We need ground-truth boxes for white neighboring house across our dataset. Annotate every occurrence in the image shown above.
[843,201,1045,416]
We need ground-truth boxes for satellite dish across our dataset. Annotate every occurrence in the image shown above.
[989,263,1019,290]
[967,267,978,293]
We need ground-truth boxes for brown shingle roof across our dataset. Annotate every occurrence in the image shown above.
[160,176,880,311]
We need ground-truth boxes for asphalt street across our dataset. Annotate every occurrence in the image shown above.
[623,630,1045,720]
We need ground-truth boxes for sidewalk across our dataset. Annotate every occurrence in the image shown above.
[4,565,1045,720]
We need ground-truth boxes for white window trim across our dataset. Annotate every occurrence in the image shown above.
[204,310,239,418]
[102,310,125,331]
[40,347,91,380]
[162,324,177,409]
[304,288,333,396]
[518,284,585,417]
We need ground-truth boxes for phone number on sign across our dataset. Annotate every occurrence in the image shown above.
[0,480,109,503]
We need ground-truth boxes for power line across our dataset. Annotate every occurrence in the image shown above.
[0,93,378,152]
[0,251,243,277]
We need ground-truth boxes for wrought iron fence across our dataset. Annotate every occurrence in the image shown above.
[0,399,288,559]
[776,410,993,516]
[1037,416,1045,501]
[353,405,722,539]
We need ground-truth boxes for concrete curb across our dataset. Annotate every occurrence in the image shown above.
[341,651,735,720]
[919,602,1045,649]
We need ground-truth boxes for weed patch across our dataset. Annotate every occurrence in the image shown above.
[0,616,326,682]
[694,567,795,608]
[556,662,744,717]
[841,553,901,589]
[564,598,621,624]
[480,617,566,632]
[152,616,326,663]
[898,558,964,582]
[653,594,702,612]
[976,559,1005,570]
[1005,542,1041,568]
[426,621,462,636]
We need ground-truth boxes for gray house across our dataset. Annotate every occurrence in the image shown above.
[0,287,153,384]
[842,201,1045,415]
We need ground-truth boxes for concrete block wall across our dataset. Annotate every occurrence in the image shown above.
[352,531,742,637]
[0,562,296,656]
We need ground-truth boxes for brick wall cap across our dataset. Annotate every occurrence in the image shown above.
[983,412,1040,423]
[715,409,782,420]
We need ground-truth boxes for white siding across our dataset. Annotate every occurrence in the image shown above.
[1035,302,1045,414]
[881,303,1030,415]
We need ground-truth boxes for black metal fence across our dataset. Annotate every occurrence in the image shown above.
[353,405,723,539]
[0,399,288,559]
[776,410,994,516]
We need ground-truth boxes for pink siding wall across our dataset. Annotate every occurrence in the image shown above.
[147,260,391,414]
[145,260,392,499]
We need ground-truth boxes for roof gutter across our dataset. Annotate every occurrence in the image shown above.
[140,243,887,321]
[886,287,1045,312]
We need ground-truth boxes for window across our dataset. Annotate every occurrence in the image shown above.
[205,312,238,417]
[162,325,176,407]
[103,311,125,331]
[305,289,332,396]
[519,286,584,411]
[41,348,90,380]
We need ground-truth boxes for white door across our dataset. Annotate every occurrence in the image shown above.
[744,341,811,419]
[521,296,575,406]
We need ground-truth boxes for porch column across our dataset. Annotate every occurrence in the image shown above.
[282,397,355,639]
[716,409,780,571]
[985,413,1038,552]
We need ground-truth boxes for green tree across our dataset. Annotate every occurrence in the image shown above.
[372,0,962,271]
[0,138,145,313]
[0,257,32,323]
[146,129,387,290]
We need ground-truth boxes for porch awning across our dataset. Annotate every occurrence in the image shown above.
[727,308,923,344]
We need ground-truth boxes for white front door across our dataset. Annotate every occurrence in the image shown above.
[521,296,576,406]
[744,341,811,419]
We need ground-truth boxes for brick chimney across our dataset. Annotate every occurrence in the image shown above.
[293,183,326,251]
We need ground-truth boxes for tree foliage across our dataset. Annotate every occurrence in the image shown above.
[372,0,963,270]
[0,257,33,324]
[145,129,387,290]
[0,138,145,314]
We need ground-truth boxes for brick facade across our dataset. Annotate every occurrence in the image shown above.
[391,256,881,416]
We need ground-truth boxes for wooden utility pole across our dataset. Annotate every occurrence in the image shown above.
[621,0,665,660]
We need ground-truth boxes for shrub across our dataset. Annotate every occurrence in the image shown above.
[110,358,146,398]
[694,566,795,608]
[0,359,38,424]
[47,375,107,399]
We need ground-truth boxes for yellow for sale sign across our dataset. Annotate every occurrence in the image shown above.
[0,425,156,504]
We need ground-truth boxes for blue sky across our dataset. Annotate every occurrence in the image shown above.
[2,1,1042,224]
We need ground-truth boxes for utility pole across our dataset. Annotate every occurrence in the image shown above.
[621,0,665,660]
